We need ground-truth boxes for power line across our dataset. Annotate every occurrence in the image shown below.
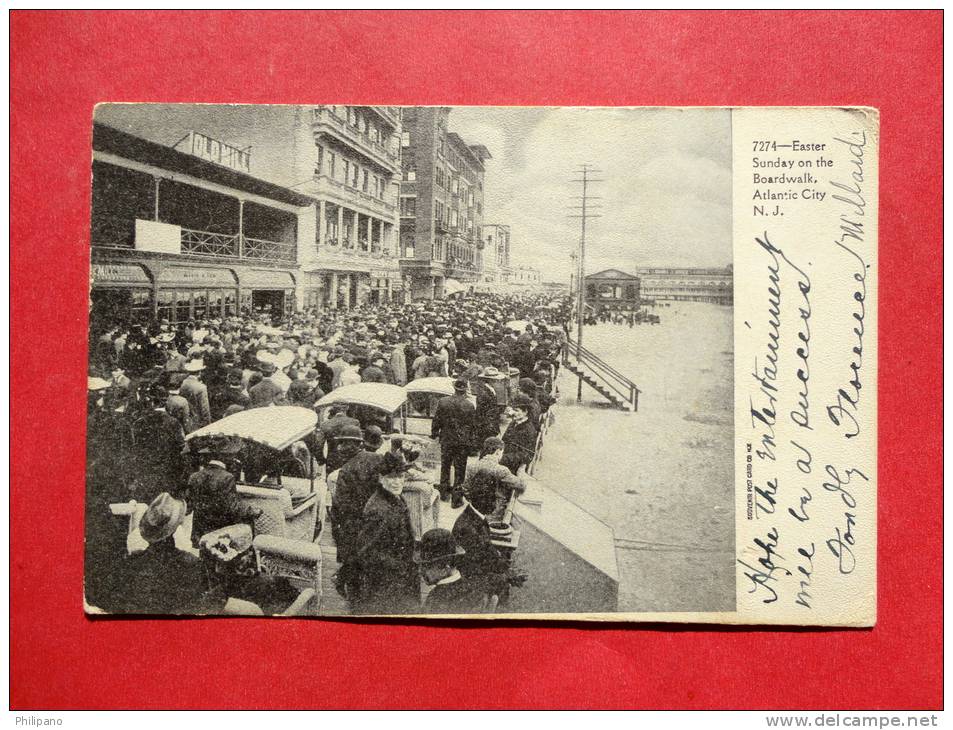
[571,164,602,402]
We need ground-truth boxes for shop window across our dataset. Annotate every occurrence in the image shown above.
[192,290,208,320]
[157,290,175,323]
[240,291,252,316]
[176,291,192,323]
[224,291,236,317]
[129,289,153,323]
[208,290,223,319]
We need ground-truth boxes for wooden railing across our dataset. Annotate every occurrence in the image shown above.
[180,228,294,262]
[563,337,641,411]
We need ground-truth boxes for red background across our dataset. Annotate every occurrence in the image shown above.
[10,10,942,709]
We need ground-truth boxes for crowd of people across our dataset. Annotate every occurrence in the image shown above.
[85,292,571,616]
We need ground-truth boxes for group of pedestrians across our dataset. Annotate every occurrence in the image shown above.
[85,292,568,615]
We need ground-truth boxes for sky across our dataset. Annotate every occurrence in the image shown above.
[449,106,732,282]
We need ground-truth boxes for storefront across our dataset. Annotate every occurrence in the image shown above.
[89,263,154,332]
[237,269,296,320]
[154,264,239,323]
[368,268,403,305]
[90,258,300,326]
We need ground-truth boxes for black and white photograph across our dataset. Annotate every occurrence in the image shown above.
[84,104,734,618]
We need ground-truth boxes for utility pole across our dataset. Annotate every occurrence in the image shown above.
[569,164,603,402]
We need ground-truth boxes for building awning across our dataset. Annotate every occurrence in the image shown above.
[156,265,237,288]
[90,262,152,287]
[238,269,297,289]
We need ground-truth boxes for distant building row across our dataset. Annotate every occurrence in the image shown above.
[583,267,732,309]
[87,105,534,330]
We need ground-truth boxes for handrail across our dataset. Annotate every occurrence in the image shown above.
[563,337,641,411]
[571,340,630,385]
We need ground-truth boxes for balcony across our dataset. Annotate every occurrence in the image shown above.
[181,227,295,263]
[311,108,400,173]
[311,172,397,215]
[365,106,400,129]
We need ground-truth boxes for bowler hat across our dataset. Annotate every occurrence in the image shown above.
[415,528,466,564]
[453,379,468,392]
[138,492,187,543]
[337,424,364,442]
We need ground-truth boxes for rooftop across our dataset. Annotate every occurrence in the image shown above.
[92,122,313,208]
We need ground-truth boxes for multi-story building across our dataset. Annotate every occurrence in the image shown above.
[305,105,403,308]
[634,266,733,304]
[89,122,312,331]
[481,223,510,284]
[398,107,492,299]
[506,265,542,287]
[92,104,404,312]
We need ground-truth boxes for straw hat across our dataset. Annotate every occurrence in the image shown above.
[138,493,188,543]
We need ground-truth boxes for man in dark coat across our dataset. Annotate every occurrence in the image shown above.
[287,369,324,409]
[185,460,261,547]
[500,395,539,476]
[352,451,418,614]
[325,423,365,476]
[331,426,385,599]
[209,367,250,421]
[451,482,512,608]
[249,361,284,408]
[359,354,388,383]
[102,492,222,615]
[431,379,476,503]
[418,528,483,614]
[466,374,493,429]
[129,386,187,503]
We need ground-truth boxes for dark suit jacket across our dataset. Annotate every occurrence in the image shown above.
[431,393,476,449]
[186,465,259,545]
[353,487,418,613]
[452,505,509,597]
[130,410,186,498]
[249,378,284,408]
[104,539,220,615]
[332,450,384,563]
[500,418,538,474]
[209,385,250,421]
[288,379,324,408]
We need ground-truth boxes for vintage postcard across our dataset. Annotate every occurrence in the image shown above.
[83,104,877,625]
